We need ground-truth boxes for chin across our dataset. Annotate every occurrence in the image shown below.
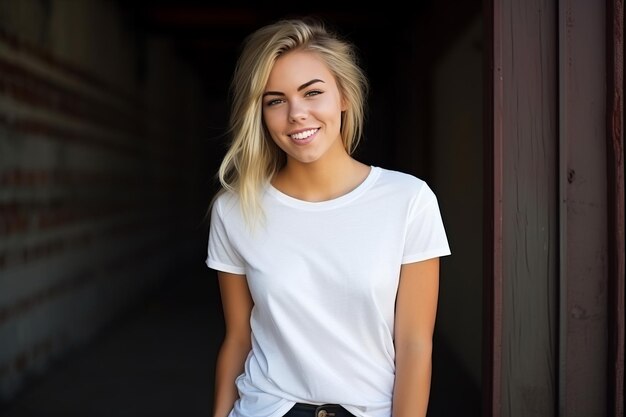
[287,153,322,164]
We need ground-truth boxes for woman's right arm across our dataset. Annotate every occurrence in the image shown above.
[213,271,253,417]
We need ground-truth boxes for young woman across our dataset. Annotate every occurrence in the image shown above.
[207,17,451,417]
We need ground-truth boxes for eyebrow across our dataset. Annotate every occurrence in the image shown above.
[263,79,325,97]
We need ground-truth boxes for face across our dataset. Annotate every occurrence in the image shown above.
[262,50,347,166]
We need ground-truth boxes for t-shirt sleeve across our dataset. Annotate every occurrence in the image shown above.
[402,183,451,264]
[206,198,247,275]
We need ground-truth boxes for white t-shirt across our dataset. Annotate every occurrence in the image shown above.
[207,166,451,417]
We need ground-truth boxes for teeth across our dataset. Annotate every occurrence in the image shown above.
[290,129,317,140]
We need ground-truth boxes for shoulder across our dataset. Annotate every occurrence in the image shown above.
[374,167,437,203]
[376,167,424,187]
[210,189,241,219]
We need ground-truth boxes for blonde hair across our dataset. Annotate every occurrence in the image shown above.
[217,17,369,225]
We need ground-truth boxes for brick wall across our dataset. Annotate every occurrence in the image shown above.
[0,0,214,401]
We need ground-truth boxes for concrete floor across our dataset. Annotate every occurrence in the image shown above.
[0,266,480,417]
[0,265,221,417]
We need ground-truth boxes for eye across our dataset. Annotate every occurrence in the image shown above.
[265,98,284,106]
[305,90,323,97]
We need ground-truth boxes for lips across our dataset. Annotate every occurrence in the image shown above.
[289,128,319,142]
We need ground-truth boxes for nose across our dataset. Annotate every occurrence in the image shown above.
[288,101,307,122]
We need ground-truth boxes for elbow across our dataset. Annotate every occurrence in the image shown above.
[395,337,433,358]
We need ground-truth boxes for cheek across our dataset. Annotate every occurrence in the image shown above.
[314,97,343,121]
[262,109,284,134]
[262,116,285,148]
[318,108,343,128]
[268,134,290,155]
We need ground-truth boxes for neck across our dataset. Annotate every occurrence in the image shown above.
[274,152,370,202]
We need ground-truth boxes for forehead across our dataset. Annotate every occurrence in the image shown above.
[265,50,337,90]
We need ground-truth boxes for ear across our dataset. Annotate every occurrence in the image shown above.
[341,96,349,112]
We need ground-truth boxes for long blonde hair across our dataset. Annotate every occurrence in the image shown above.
[217,17,369,225]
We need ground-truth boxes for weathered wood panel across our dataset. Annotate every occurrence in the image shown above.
[558,1,608,416]
[606,1,624,416]
[488,1,622,416]
[498,1,559,415]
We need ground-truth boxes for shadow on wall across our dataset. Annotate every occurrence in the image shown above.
[0,0,218,402]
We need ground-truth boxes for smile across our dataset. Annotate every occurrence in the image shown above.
[289,128,319,141]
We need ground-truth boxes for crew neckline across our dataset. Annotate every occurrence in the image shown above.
[266,165,381,210]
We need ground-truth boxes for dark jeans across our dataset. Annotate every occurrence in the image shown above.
[283,403,356,417]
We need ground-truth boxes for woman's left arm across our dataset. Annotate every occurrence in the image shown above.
[392,257,440,417]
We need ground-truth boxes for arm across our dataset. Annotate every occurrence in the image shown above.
[392,257,440,417]
[213,271,253,417]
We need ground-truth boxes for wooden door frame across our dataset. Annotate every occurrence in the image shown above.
[482,0,623,416]
[606,1,624,415]
[482,0,502,415]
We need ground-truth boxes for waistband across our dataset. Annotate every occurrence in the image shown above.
[285,403,356,417]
